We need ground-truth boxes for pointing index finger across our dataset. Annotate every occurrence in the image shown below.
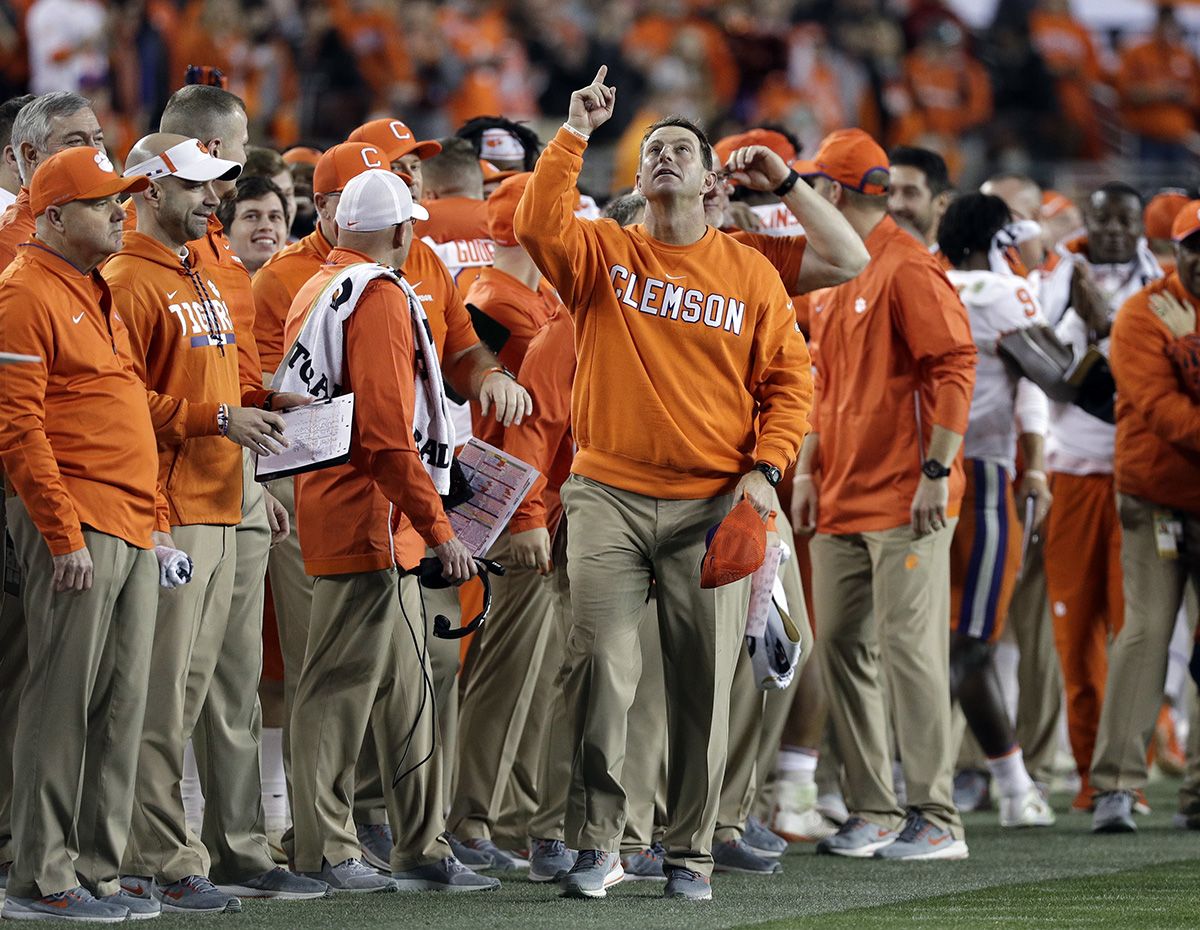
[593,65,608,86]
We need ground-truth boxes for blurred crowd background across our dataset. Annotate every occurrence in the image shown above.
[2,0,1199,200]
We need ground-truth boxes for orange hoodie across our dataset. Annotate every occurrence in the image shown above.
[1117,38,1200,144]
[1111,273,1200,513]
[283,247,455,574]
[515,127,812,499]
[808,215,976,534]
[0,188,34,272]
[102,230,244,526]
[0,242,168,553]
[504,307,576,536]
[464,267,562,447]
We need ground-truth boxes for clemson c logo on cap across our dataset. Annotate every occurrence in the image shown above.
[361,146,383,169]
[94,152,114,173]
[388,121,411,141]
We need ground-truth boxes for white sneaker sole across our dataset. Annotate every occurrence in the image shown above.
[819,837,896,858]
[879,841,970,861]
[391,879,499,893]
[560,866,625,899]
[156,898,243,914]
[213,883,331,900]
[1,902,129,923]
[527,866,572,883]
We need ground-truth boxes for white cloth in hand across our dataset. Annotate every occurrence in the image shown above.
[155,546,194,589]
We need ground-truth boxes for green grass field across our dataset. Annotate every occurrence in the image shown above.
[7,782,1199,928]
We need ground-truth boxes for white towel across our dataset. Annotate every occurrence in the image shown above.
[155,546,193,589]
[274,262,455,494]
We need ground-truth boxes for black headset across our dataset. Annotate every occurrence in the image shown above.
[406,556,506,639]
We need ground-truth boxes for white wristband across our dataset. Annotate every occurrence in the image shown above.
[561,122,591,141]
[1023,469,1046,481]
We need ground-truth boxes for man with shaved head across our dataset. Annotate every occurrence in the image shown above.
[105,131,328,913]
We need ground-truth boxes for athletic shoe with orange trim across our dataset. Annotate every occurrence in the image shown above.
[873,812,969,861]
[2,885,129,922]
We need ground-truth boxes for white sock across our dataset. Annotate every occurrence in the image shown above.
[987,746,1034,799]
[259,727,290,832]
[181,740,204,833]
[775,747,818,783]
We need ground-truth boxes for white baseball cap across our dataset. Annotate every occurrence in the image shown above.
[123,138,241,183]
[481,128,525,163]
[335,168,429,232]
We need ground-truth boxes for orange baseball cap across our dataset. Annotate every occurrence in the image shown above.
[1171,199,1200,243]
[314,142,411,195]
[282,145,323,166]
[1040,190,1074,219]
[793,128,889,195]
[487,172,532,247]
[348,119,441,163]
[713,129,797,171]
[1147,190,1192,241]
[480,159,518,183]
[700,498,766,589]
[29,146,149,216]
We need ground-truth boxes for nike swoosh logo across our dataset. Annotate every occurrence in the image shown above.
[167,290,178,299]
[665,273,685,280]
[72,313,85,324]
[928,833,950,846]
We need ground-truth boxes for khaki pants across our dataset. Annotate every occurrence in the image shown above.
[1092,494,1200,791]
[290,570,450,872]
[718,501,814,840]
[560,475,748,876]
[449,532,556,841]
[1181,690,1200,814]
[619,602,668,853]
[7,499,157,898]
[123,523,237,882]
[0,503,25,866]
[189,456,275,882]
[811,521,962,837]
[1009,538,1063,785]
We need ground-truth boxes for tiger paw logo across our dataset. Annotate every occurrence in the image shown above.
[94,152,114,173]
[904,553,919,570]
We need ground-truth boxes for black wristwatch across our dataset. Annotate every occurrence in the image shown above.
[753,462,783,487]
[921,459,951,480]
[773,169,801,198]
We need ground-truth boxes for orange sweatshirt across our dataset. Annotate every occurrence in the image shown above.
[0,188,34,272]
[464,267,562,447]
[727,229,807,298]
[252,225,334,378]
[515,127,812,499]
[416,196,490,242]
[103,230,244,526]
[808,215,976,534]
[283,247,455,574]
[505,308,576,536]
[0,242,167,552]
[1117,39,1200,143]
[1111,274,1200,513]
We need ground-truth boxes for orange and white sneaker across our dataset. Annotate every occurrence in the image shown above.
[772,780,837,842]
[559,850,624,899]
[999,787,1056,828]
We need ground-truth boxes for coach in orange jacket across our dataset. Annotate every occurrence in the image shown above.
[0,147,165,922]
[1090,201,1200,833]
[790,128,977,861]
[515,67,812,900]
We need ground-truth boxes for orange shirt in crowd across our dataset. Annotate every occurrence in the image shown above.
[1116,37,1200,143]
[505,307,576,537]
[283,248,455,575]
[102,230,244,527]
[903,48,992,137]
[329,0,416,109]
[438,4,536,126]
[1030,9,1105,156]
[514,127,813,500]
[809,215,976,535]
[0,188,34,271]
[1110,273,1200,514]
[464,267,562,447]
[0,242,167,553]
[252,225,335,378]
[623,13,739,108]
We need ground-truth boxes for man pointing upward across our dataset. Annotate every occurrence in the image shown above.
[514,66,813,901]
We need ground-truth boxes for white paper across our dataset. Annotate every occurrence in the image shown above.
[0,352,42,366]
[255,394,355,482]
[448,438,539,557]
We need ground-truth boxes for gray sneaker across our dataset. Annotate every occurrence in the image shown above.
[663,866,712,901]
[119,875,154,899]
[816,816,899,858]
[953,769,992,812]
[302,857,396,894]
[1093,790,1137,833]
[559,849,624,899]
[874,812,969,860]
[216,867,331,900]
[529,838,576,883]
[392,857,500,892]
[446,833,496,868]
[98,889,162,920]
[154,875,243,913]
[713,836,783,874]
[356,823,393,872]
[456,836,523,871]
[2,886,129,923]
[620,843,665,881]
[744,816,788,858]
[0,860,9,891]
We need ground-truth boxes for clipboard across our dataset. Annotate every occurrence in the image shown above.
[254,394,355,483]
